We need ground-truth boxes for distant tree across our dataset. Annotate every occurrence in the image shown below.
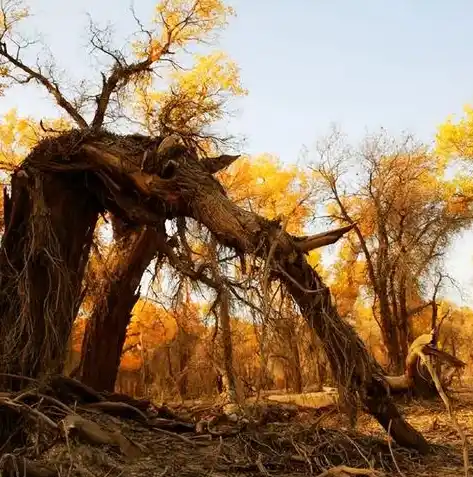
[313,128,471,373]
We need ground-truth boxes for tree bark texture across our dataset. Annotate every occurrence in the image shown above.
[0,169,99,385]
[79,225,160,392]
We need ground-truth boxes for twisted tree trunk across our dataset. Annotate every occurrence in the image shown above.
[0,131,429,452]
[78,223,160,392]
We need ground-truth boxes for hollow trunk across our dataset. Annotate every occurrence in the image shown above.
[78,225,160,392]
[0,171,99,386]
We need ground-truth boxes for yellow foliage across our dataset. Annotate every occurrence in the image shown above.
[0,1,29,31]
[219,154,311,234]
[436,105,473,160]
[329,242,365,317]
[134,0,233,61]
[0,109,71,172]
[306,250,321,269]
[138,51,246,138]
[121,299,203,370]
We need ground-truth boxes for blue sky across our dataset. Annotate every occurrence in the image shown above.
[2,0,473,304]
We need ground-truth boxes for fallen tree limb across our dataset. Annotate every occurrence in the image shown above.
[0,397,58,430]
[316,466,383,477]
[418,352,470,477]
[385,332,466,395]
[61,414,142,457]
[47,375,104,403]
[84,401,148,422]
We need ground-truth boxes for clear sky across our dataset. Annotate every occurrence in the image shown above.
[3,0,473,304]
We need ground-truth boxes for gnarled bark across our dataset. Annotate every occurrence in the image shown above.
[0,170,100,385]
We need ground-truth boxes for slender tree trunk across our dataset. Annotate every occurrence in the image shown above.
[289,331,303,393]
[78,224,160,392]
[397,275,410,370]
[219,289,238,403]
[0,171,99,386]
[177,330,192,400]
[431,300,439,346]
[207,239,238,403]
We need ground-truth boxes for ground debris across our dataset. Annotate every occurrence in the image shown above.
[0,376,470,476]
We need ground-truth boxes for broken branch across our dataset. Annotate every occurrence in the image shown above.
[295,223,356,252]
[203,154,241,174]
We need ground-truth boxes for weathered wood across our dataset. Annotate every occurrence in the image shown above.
[79,221,161,392]
[0,169,100,385]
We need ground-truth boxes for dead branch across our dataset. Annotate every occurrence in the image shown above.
[0,42,88,129]
[295,223,356,252]
[0,396,58,430]
[315,466,383,477]
[12,390,76,415]
[148,417,195,433]
[61,414,142,457]
[203,154,241,173]
[47,375,104,403]
[418,352,470,477]
[84,401,148,422]
[384,332,465,393]
[90,39,173,131]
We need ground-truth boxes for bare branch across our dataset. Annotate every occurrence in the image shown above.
[203,154,240,174]
[0,8,88,129]
[295,223,356,252]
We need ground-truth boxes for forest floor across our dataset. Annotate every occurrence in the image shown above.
[1,378,472,477]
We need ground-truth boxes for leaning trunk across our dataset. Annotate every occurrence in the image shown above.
[79,225,160,392]
[0,170,99,386]
[190,192,429,452]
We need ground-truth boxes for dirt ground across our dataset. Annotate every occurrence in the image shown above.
[1,381,472,477]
